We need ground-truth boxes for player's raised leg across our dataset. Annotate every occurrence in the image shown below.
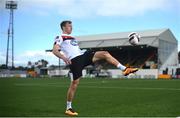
[65,79,79,116]
[92,51,138,76]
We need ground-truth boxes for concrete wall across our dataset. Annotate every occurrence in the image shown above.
[48,69,69,76]
[107,69,158,79]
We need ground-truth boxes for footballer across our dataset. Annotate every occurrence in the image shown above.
[52,20,138,116]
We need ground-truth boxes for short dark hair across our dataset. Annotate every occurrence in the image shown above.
[60,20,72,30]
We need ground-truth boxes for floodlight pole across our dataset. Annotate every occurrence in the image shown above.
[5,1,17,69]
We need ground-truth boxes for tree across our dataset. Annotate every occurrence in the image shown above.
[0,64,7,69]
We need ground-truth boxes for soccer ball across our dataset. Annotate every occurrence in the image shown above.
[128,32,140,46]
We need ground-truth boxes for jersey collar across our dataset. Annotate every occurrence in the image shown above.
[61,33,71,36]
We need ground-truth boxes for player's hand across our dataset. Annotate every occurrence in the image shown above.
[62,57,72,65]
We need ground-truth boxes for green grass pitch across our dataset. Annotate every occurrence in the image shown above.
[0,77,180,117]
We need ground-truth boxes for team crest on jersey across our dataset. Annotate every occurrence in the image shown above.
[70,39,78,46]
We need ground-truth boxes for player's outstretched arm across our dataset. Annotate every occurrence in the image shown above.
[52,44,71,65]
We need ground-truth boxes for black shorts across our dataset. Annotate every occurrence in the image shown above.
[69,51,96,80]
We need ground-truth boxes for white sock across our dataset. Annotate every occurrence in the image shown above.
[117,63,126,71]
[66,101,72,110]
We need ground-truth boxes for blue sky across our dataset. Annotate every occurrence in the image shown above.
[0,0,180,66]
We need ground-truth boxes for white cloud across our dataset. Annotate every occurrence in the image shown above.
[97,0,168,16]
[0,50,61,67]
[14,0,176,18]
[0,52,6,64]
[15,50,59,66]
[0,0,5,10]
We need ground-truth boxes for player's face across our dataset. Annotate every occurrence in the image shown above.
[63,23,72,34]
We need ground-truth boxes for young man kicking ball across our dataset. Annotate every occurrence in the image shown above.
[52,20,138,116]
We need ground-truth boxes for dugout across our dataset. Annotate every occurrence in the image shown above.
[76,29,178,78]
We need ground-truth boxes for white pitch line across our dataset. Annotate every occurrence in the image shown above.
[14,83,180,91]
[78,86,180,91]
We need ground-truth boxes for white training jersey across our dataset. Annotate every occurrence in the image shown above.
[54,34,83,60]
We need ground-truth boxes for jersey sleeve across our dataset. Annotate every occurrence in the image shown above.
[54,36,63,46]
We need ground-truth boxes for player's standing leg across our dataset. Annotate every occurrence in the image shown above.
[65,79,79,116]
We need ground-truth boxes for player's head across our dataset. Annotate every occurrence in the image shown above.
[60,20,72,34]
